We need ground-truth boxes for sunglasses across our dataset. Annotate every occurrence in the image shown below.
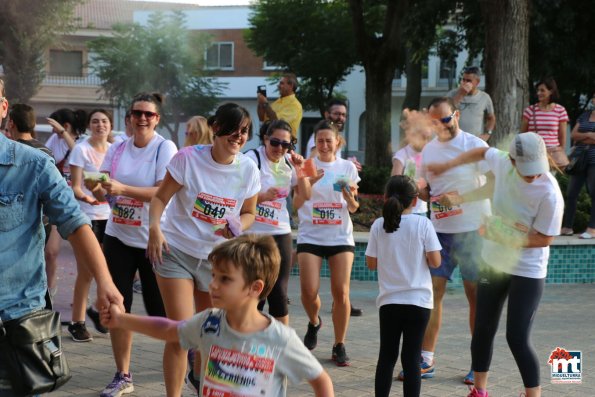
[439,111,457,124]
[269,137,293,150]
[131,110,158,120]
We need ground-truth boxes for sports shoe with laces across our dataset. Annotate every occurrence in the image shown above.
[332,343,351,366]
[467,387,488,397]
[186,349,200,394]
[67,322,92,342]
[463,369,474,385]
[100,372,134,397]
[396,360,435,381]
[303,316,321,350]
[87,307,109,334]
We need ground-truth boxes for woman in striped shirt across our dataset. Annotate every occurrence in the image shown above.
[521,77,569,150]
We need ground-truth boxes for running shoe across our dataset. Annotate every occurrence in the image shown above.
[87,307,109,334]
[467,387,488,397]
[303,316,322,350]
[186,349,200,394]
[67,322,93,342]
[463,369,474,385]
[132,279,143,294]
[100,372,134,397]
[331,343,351,366]
[396,360,435,381]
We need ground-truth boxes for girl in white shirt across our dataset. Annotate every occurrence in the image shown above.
[67,109,112,340]
[427,132,564,397]
[147,103,260,397]
[89,92,177,397]
[366,175,442,397]
[297,120,360,367]
[245,120,312,325]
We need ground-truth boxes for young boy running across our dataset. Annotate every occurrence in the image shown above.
[101,234,334,397]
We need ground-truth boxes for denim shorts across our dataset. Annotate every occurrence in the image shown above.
[430,231,482,282]
[153,245,212,292]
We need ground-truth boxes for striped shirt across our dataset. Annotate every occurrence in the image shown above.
[523,103,569,147]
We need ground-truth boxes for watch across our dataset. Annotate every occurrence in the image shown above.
[486,130,493,135]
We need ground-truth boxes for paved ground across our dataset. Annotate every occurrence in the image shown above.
[48,242,593,396]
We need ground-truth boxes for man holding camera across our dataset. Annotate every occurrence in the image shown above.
[257,73,303,138]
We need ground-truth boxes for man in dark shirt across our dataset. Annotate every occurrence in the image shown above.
[7,103,53,158]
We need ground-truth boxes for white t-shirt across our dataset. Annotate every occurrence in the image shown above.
[297,157,360,246]
[420,131,491,233]
[162,145,261,259]
[366,215,441,309]
[305,133,342,159]
[68,140,111,220]
[45,133,74,185]
[178,309,323,397]
[393,145,428,214]
[481,148,564,278]
[100,134,177,249]
[244,146,297,236]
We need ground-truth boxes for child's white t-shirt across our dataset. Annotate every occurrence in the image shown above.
[244,146,297,236]
[481,148,564,278]
[162,145,261,259]
[420,131,491,233]
[297,157,360,246]
[392,145,428,214]
[68,139,111,220]
[178,308,323,397]
[45,133,73,184]
[100,134,177,249]
[366,215,442,309]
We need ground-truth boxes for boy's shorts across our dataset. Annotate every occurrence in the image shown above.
[431,231,482,282]
[154,244,212,292]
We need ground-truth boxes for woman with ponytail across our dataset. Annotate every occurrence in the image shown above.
[366,175,442,397]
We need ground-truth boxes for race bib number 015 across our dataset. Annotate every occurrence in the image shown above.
[312,202,342,225]
[112,197,143,226]
[431,193,463,219]
[256,201,282,226]
[192,193,237,225]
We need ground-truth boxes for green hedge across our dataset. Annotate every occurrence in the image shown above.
[358,166,391,195]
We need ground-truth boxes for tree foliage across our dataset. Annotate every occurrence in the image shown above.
[88,11,223,147]
[245,0,357,116]
[0,0,81,102]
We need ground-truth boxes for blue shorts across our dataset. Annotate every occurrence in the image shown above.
[431,231,482,282]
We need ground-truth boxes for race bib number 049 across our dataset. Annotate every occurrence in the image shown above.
[192,193,237,225]
[112,197,143,226]
[313,202,342,225]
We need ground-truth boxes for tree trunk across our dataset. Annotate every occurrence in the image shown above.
[480,0,530,146]
[402,50,422,111]
[364,66,395,166]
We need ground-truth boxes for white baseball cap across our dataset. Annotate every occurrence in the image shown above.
[509,132,549,176]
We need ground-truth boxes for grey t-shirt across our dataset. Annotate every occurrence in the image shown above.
[447,89,494,136]
[178,308,323,397]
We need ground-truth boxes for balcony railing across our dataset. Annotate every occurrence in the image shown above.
[43,74,103,86]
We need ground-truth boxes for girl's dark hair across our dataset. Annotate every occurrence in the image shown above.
[87,108,113,127]
[535,77,560,104]
[382,175,418,233]
[129,92,164,115]
[213,103,252,139]
[259,119,295,146]
[49,108,87,136]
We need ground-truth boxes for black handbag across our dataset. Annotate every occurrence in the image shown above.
[565,146,589,175]
[0,309,71,395]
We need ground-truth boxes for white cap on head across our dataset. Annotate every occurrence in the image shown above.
[509,132,549,176]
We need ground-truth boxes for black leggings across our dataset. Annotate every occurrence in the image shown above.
[103,234,165,316]
[471,267,544,388]
[258,233,292,317]
[563,163,595,229]
[375,304,431,397]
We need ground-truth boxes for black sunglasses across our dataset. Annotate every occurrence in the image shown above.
[269,137,293,150]
[131,110,158,120]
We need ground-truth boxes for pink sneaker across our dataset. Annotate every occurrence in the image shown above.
[467,387,488,397]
